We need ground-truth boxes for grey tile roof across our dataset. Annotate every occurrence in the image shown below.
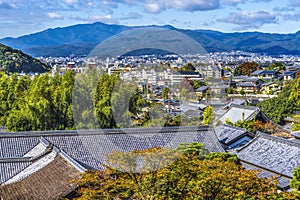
[214,124,254,146]
[284,71,295,75]
[0,160,32,184]
[195,86,208,92]
[292,131,300,139]
[223,99,246,109]
[0,126,224,172]
[251,70,263,76]
[217,105,260,124]
[237,82,255,87]
[0,136,40,158]
[236,132,300,179]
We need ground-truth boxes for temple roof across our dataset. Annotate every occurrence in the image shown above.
[0,126,224,173]
[0,154,82,200]
[214,124,254,146]
[236,132,300,189]
[217,105,260,124]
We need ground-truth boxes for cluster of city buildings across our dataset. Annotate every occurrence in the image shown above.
[1,51,299,198]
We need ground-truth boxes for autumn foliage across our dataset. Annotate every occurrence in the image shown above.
[72,143,297,199]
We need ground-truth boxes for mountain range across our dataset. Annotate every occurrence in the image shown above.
[1,22,300,57]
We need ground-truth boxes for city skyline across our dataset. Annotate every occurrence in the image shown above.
[1,0,300,39]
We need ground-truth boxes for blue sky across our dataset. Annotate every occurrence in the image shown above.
[1,0,300,38]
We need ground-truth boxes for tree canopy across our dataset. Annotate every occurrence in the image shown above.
[268,62,286,71]
[202,105,215,125]
[258,77,300,124]
[1,70,149,131]
[73,143,296,200]
[234,62,260,76]
[178,63,196,73]
[291,166,300,192]
[1,71,75,131]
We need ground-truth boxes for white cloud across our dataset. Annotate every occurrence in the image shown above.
[218,10,278,29]
[0,0,18,9]
[62,0,78,4]
[47,12,64,20]
[88,15,118,24]
[144,0,221,13]
[144,2,162,13]
[119,12,143,20]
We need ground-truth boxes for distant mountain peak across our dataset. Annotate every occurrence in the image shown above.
[0,22,300,57]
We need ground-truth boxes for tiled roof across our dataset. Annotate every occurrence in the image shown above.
[217,105,260,124]
[292,131,300,139]
[284,71,295,75]
[223,99,246,109]
[195,86,208,92]
[251,70,263,76]
[0,160,32,184]
[0,155,82,200]
[0,136,41,158]
[214,124,254,146]
[237,82,255,87]
[236,132,300,179]
[0,126,224,172]
[261,82,275,87]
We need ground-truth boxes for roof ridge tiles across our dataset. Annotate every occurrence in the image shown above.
[237,132,300,153]
[0,143,54,163]
[258,132,300,147]
[240,160,292,179]
[0,157,33,163]
[0,126,211,137]
[222,124,248,132]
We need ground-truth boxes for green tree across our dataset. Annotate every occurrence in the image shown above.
[268,62,286,71]
[162,87,169,99]
[290,166,300,196]
[234,62,260,76]
[180,63,196,72]
[279,79,294,98]
[226,86,234,95]
[258,97,295,124]
[202,105,215,125]
[0,72,10,126]
[74,144,284,200]
[289,77,300,110]
[72,69,102,129]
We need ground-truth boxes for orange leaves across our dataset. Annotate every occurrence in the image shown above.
[74,144,294,200]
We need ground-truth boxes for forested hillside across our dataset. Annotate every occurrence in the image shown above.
[0,43,50,73]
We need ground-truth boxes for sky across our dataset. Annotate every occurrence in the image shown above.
[1,0,300,38]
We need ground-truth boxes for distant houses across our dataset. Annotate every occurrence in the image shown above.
[235,78,263,93]
[260,82,282,95]
[250,70,281,80]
